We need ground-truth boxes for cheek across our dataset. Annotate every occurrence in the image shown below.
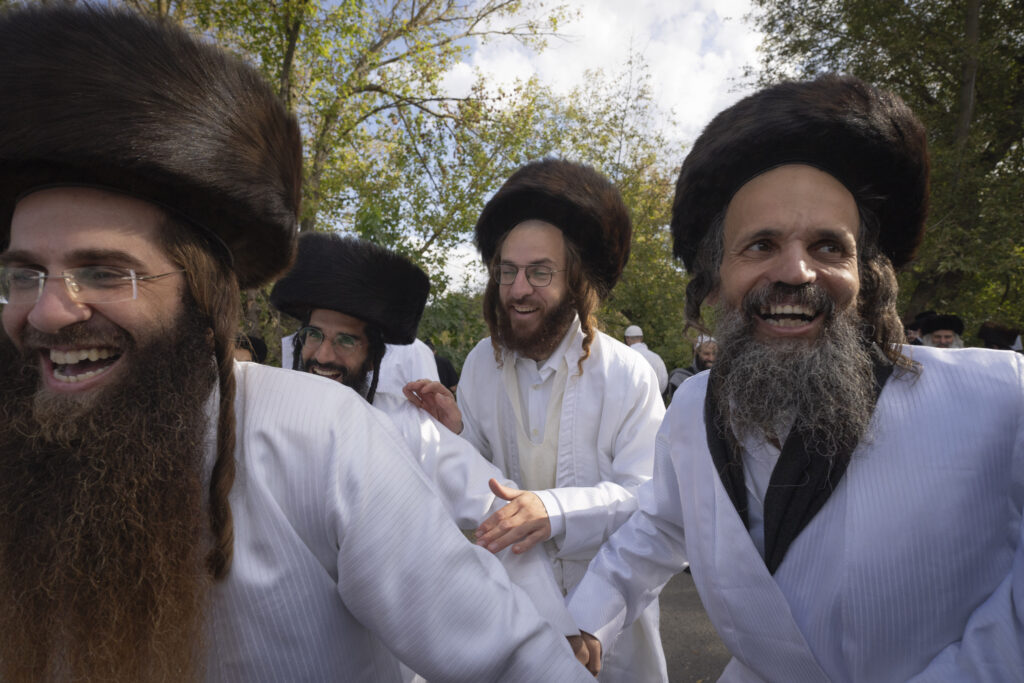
[1,306,26,342]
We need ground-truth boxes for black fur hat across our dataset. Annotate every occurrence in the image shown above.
[474,158,631,299]
[672,74,929,271]
[270,233,431,345]
[920,313,964,337]
[0,4,302,289]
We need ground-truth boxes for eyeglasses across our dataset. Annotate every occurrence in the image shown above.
[297,326,364,355]
[0,266,185,305]
[492,264,564,287]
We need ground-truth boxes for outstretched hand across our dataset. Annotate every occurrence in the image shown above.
[475,479,551,554]
[403,379,463,434]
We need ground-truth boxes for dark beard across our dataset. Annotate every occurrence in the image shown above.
[0,306,217,683]
[712,284,876,458]
[494,292,576,361]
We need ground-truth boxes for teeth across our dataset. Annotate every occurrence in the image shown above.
[763,304,815,317]
[52,365,109,383]
[311,367,340,377]
[765,317,810,328]
[49,348,116,365]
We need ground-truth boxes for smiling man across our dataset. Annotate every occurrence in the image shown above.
[408,159,668,682]
[568,75,1024,681]
[0,5,594,683]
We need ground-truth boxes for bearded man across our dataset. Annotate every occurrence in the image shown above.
[0,5,593,682]
[269,232,586,673]
[920,313,966,348]
[408,159,668,682]
[568,75,1024,681]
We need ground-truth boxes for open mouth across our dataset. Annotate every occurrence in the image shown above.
[758,303,820,328]
[307,363,346,381]
[510,304,539,315]
[48,347,122,383]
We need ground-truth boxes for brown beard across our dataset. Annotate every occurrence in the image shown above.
[711,283,876,459]
[0,305,217,683]
[493,289,576,361]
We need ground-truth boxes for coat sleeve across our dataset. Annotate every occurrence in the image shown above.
[567,414,688,651]
[325,400,591,682]
[549,353,665,559]
[455,342,494,459]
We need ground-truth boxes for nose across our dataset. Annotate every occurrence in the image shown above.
[508,267,534,298]
[25,278,92,334]
[312,338,340,365]
[770,244,816,286]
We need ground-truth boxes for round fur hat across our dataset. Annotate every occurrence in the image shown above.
[672,74,929,271]
[0,4,302,289]
[920,313,964,337]
[474,158,631,299]
[270,233,431,345]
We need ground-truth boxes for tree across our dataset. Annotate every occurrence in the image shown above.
[746,0,1024,340]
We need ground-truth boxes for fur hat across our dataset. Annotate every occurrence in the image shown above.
[672,74,929,271]
[474,158,631,299]
[977,322,1019,350]
[0,4,302,289]
[920,313,964,337]
[270,233,430,345]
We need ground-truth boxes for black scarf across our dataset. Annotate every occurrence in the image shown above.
[704,347,894,574]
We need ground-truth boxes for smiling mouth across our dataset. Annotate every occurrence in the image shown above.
[307,364,346,381]
[48,347,122,383]
[758,303,820,328]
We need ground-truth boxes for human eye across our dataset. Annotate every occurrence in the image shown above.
[300,327,324,343]
[744,239,772,253]
[4,267,43,290]
[75,266,132,288]
[334,333,359,349]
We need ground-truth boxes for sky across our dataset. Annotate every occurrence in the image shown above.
[440,0,765,289]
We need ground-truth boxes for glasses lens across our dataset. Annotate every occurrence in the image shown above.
[495,265,519,285]
[68,266,136,303]
[0,267,43,304]
[525,266,553,287]
[299,327,325,348]
[333,333,359,350]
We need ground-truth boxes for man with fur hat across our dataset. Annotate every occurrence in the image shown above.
[0,5,595,682]
[270,232,588,669]
[920,312,965,348]
[568,74,1024,680]
[407,158,668,682]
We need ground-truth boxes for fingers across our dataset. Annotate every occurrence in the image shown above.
[567,635,589,667]
[581,632,602,676]
[489,477,521,501]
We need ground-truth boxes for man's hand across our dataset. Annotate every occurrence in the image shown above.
[568,634,589,668]
[475,479,551,554]
[581,631,601,676]
[403,379,463,434]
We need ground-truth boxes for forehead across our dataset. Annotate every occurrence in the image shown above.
[5,187,171,268]
[309,308,366,335]
[499,220,566,263]
[723,164,860,246]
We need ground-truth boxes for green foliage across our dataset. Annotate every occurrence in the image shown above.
[747,0,1024,340]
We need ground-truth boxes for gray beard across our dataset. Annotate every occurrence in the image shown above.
[711,300,876,458]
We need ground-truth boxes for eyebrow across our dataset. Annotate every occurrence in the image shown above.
[0,248,147,270]
[739,227,856,244]
[499,258,559,266]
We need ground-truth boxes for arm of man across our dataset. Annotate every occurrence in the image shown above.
[403,379,462,434]
[329,401,593,681]
[567,431,689,669]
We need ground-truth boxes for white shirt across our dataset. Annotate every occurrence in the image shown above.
[628,342,668,394]
[207,362,591,682]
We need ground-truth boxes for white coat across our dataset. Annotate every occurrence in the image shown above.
[206,362,592,682]
[569,345,1024,682]
[629,341,668,394]
[458,325,668,682]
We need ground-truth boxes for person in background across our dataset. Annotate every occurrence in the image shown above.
[624,324,668,395]
[664,335,717,402]
[407,158,668,682]
[233,333,267,364]
[426,338,460,392]
[920,313,965,348]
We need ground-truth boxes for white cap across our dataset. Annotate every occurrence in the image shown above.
[695,334,716,349]
[625,325,643,337]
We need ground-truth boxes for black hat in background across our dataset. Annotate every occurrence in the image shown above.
[270,232,430,345]
[920,314,964,337]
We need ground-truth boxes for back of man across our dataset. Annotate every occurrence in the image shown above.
[456,159,668,682]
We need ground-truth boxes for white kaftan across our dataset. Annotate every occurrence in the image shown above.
[458,321,668,682]
[629,342,668,395]
[205,362,592,682]
[569,345,1024,682]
